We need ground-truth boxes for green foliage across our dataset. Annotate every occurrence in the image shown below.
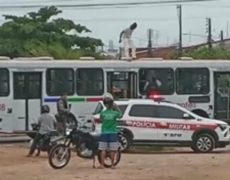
[0,6,103,59]
[183,46,230,59]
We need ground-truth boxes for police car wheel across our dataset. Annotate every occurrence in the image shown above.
[193,133,215,153]
[119,133,132,152]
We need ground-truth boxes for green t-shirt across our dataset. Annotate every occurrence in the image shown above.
[100,109,122,134]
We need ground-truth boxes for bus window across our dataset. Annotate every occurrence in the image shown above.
[76,68,104,96]
[139,68,174,95]
[46,68,74,96]
[14,73,41,99]
[0,69,9,96]
[107,72,137,99]
[176,68,209,95]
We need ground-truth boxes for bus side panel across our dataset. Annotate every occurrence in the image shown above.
[12,100,26,131]
[0,70,13,132]
[0,97,13,132]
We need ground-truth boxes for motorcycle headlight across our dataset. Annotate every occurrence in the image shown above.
[66,129,71,136]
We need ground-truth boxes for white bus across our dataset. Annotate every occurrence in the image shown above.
[0,58,230,132]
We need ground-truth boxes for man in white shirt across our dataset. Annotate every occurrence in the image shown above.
[119,22,137,60]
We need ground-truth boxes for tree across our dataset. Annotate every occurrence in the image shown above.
[0,6,103,59]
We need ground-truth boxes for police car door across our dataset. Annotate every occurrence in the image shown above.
[125,104,158,141]
[155,105,194,142]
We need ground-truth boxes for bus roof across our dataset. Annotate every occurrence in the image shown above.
[0,59,229,69]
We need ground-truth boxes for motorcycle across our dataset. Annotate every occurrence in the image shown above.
[48,126,122,169]
[26,123,63,156]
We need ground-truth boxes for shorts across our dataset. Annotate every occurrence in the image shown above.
[98,133,119,151]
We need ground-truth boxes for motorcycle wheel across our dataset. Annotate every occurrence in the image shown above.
[76,141,96,159]
[48,144,71,169]
[97,150,121,168]
[47,142,58,155]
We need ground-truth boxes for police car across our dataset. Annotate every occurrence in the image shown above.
[93,99,230,153]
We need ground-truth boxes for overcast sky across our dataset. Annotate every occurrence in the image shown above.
[0,0,229,49]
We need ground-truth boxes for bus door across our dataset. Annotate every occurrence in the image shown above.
[106,71,137,99]
[214,72,230,122]
[13,72,42,131]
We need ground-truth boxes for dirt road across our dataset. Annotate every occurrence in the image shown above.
[1,144,230,180]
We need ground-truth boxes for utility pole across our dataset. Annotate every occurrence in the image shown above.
[220,30,224,41]
[147,28,153,57]
[206,17,212,50]
[220,30,224,47]
[227,21,229,37]
[177,5,182,57]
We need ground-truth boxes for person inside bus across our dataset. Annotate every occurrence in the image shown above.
[143,77,162,98]
[27,105,56,157]
[112,82,128,99]
[119,22,137,60]
[56,93,69,135]
[99,94,122,169]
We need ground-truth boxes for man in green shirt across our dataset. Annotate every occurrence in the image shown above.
[98,95,122,169]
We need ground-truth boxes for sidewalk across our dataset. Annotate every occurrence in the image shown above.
[0,132,30,143]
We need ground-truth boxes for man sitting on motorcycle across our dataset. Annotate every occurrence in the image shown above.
[98,93,122,169]
[27,105,57,157]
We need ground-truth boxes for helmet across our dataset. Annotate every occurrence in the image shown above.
[103,92,114,108]
[41,105,50,113]
[103,92,114,100]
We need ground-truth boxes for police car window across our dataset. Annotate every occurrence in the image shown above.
[154,105,191,119]
[118,105,128,115]
[93,102,104,115]
[129,105,155,117]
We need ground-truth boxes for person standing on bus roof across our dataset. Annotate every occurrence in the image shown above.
[56,93,69,135]
[119,22,137,60]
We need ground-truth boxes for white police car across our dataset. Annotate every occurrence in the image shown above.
[93,99,230,153]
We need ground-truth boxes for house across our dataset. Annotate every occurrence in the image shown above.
[135,38,230,59]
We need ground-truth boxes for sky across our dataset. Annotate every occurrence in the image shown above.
[0,0,229,49]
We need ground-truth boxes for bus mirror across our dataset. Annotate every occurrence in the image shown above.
[69,104,72,110]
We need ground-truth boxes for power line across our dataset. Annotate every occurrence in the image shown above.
[183,3,230,8]
[75,17,177,22]
[0,0,213,9]
[72,15,228,22]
